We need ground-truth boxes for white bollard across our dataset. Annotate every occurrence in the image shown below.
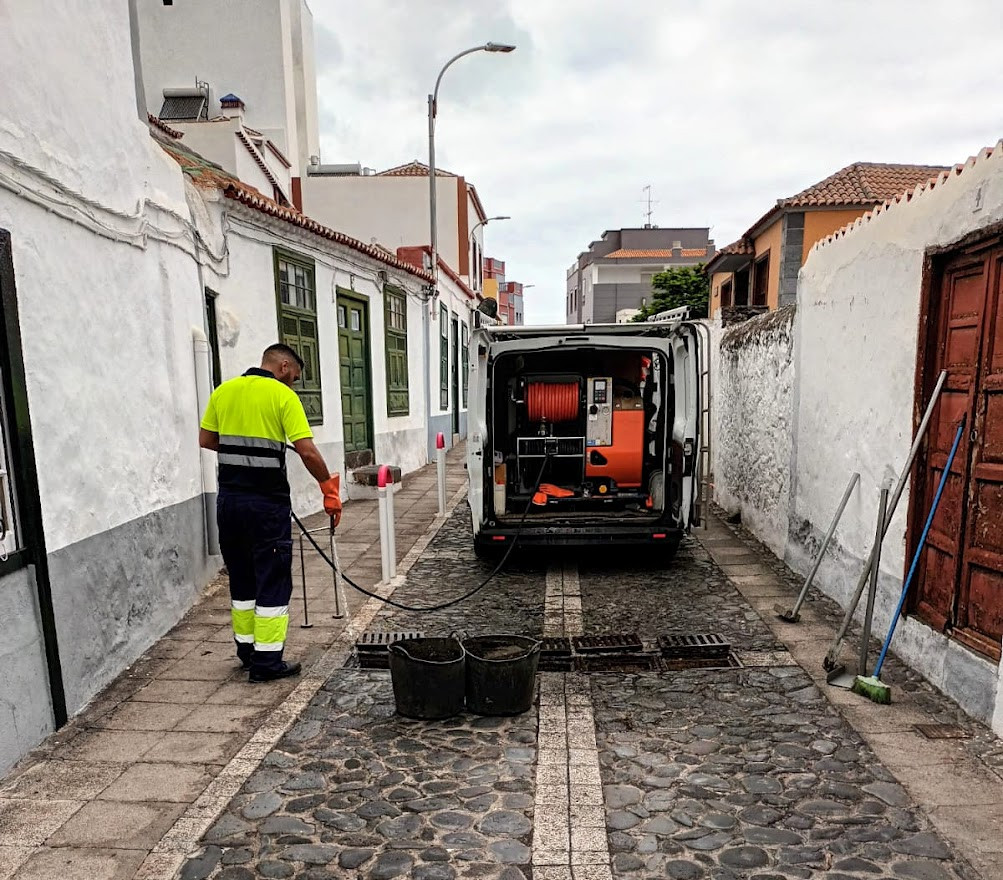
[377,465,391,583]
[385,467,397,580]
[436,432,447,516]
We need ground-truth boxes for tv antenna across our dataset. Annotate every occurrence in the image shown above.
[640,185,659,227]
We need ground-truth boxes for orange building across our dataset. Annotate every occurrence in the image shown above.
[707,163,947,318]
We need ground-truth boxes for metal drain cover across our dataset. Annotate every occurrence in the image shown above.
[575,653,662,673]
[541,636,572,657]
[356,631,424,652]
[914,723,970,740]
[573,633,643,654]
[658,633,731,659]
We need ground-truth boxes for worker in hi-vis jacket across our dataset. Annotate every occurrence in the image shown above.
[199,343,342,682]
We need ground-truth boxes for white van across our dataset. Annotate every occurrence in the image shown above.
[465,318,706,558]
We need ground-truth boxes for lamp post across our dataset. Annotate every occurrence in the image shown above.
[469,214,511,244]
[469,216,509,292]
[423,41,515,461]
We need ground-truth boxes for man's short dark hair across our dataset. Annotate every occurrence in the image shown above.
[263,343,305,369]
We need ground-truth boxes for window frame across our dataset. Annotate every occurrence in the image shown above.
[461,322,469,407]
[383,285,409,417]
[439,304,449,410]
[720,279,733,309]
[752,252,770,307]
[272,247,322,424]
[0,230,44,576]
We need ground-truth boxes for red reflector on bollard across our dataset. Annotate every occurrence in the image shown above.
[652,533,666,539]
[436,432,445,450]
[491,535,507,542]
[377,465,390,488]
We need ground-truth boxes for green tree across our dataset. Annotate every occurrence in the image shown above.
[632,263,709,321]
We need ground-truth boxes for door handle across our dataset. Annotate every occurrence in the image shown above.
[970,428,978,444]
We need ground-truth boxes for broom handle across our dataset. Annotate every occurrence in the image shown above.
[872,417,966,680]
[824,369,948,668]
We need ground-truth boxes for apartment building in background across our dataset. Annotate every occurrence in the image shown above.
[567,227,714,324]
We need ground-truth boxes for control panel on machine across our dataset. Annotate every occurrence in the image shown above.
[586,376,613,446]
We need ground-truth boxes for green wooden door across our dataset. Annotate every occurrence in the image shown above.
[337,293,373,454]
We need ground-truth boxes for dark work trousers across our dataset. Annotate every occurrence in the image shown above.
[217,491,293,673]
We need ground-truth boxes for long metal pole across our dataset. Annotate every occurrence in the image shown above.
[859,484,888,676]
[778,471,859,622]
[823,369,948,670]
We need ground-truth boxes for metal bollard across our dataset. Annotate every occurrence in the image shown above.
[436,432,447,516]
[377,465,392,583]
[385,469,397,580]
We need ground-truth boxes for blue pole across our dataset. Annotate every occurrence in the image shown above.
[872,417,966,680]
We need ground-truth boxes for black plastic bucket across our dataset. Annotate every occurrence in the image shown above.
[463,635,541,716]
[388,637,465,720]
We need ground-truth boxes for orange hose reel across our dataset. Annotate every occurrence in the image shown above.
[526,382,579,423]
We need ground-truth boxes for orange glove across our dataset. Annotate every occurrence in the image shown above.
[320,475,342,526]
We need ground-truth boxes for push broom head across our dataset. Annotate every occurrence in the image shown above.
[852,675,891,704]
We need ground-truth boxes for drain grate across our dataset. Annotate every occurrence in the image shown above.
[541,636,573,658]
[356,631,424,652]
[662,653,740,671]
[355,631,424,670]
[914,723,970,740]
[573,633,643,654]
[575,653,662,673]
[658,633,731,660]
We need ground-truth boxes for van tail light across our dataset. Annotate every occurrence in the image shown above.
[652,533,666,539]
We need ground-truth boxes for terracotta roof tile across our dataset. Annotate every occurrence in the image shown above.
[147,113,183,140]
[157,137,431,282]
[602,248,708,260]
[782,162,948,208]
[378,160,457,177]
[743,162,949,239]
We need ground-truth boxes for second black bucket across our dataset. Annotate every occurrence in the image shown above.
[388,637,465,720]
[463,635,541,716]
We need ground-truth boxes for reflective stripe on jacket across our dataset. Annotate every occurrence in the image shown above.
[200,367,313,497]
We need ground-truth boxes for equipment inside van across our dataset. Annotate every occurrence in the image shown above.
[466,320,705,557]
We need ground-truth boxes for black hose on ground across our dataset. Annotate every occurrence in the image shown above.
[291,453,551,613]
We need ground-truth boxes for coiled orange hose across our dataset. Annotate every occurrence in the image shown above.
[527,382,579,422]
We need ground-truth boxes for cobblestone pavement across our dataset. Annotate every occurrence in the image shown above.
[172,504,1002,880]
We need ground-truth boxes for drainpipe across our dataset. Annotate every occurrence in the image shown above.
[193,330,219,555]
[187,203,219,556]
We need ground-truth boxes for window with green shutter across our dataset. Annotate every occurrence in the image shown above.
[439,304,449,410]
[461,323,469,407]
[384,286,409,416]
[273,249,322,424]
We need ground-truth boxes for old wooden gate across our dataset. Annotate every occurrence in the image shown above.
[911,234,1003,660]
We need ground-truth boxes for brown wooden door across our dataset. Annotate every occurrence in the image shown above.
[912,254,986,631]
[912,241,1003,661]
[955,251,1003,658]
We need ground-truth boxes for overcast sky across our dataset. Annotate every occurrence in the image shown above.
[311,0,1003,324]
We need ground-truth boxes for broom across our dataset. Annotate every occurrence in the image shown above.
[853,417,966,704]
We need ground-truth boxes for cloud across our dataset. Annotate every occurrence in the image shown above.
[309,0,1003,324]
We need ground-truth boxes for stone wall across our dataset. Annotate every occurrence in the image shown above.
[712,306,796,557]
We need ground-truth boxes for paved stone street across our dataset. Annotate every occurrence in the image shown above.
[3,472,1003,879]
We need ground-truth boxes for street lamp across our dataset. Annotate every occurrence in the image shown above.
[469,215,511,244]
[423,41,515,459]
[428,43,515,306]
[469,215,510,292]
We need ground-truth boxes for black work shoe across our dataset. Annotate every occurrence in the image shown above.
[238,657,252,671]
[249,661,302,683]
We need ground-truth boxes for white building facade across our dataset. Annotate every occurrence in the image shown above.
[0,1,215,772]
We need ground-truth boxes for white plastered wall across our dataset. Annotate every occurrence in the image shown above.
[0,0,214,761]
[198,195,434,506]
[794,144,1003,729]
